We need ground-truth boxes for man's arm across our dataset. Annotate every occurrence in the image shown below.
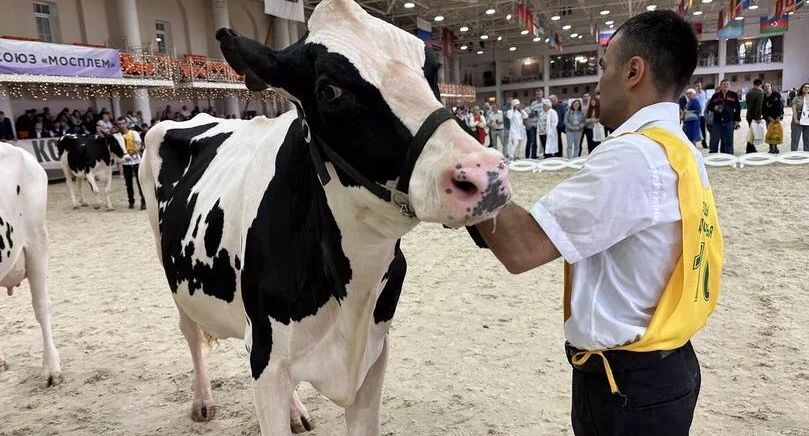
[475,202,560,274]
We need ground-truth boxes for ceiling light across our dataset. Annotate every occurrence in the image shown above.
[578,35,583,39]
[533,37,541,42]
[545,37,550,42]
[459,26,469,32]
[155,37,162,42]
[476,50,483,54]
[647,4,657,10]
[551,15,561,21]
[485,8,496,15]
[609,24,614,28]
[749,4,759,9]
[562,24,572,30]
[520,29,529,35]
[480,34,489,40]
[605,20,614,25]
[497,35,503,41]
[506,13,512,20]
[434,15,444,22]
[524,59,532,65]
[460,44,468,50]
[403,2,415,8]
[734,15,744,20]
[702,0,712,3]
[693,10,703,15]
[600,10,610,15]
[789,10,795,14]
[550,60,555,64]
[509,46,516,51]
[570,33,579,38]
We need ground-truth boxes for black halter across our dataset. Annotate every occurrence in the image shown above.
[298,102,472,218]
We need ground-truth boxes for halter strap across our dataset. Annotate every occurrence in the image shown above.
[395,108,455,194]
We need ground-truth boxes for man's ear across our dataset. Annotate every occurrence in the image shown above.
[626,56,646,89]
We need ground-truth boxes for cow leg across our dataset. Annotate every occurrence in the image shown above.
[0,346,7,372]
[26,242,63,387]
[77,176,89,207]
[290,388,314,433]
[85,173,102,209]
[102,168,115,211]
[64,175,80,209]
[254,364,294,436]
[345,336,389,436]
[177,308,216,422]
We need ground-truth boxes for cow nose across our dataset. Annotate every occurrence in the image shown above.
[442,151,510,219]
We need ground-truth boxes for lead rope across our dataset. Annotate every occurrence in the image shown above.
[571,350,621,395]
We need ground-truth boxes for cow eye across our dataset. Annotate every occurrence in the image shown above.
[317,84,343,102]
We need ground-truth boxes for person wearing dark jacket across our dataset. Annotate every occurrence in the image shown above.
[707,79,741,154]
[762,82,784,154]
[744,79,764,153]
[0,111,13,140]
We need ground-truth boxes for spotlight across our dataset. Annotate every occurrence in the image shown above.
[600,10,610,15]
[434,15,444,22]
[485,8,496,15]
[509,46,517,51]
[460,44,468,50]
[605,20,614,25]
[403,2,415,8]
[533,37,541,42]
[520,29,529,35]
[476,50,483,54]
[570,33,579,38]
[460,26,469,32]
[693,10,703,15]
[551,15,561,21]
[647,4,657,10]
[562,24,572,30]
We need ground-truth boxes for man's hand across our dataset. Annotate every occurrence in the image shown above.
[475,202,561,274]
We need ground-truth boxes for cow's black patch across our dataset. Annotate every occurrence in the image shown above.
[156,122,237,303]
[373,241,406,324]
[57,134,122,174]
[241,121,352,380]
[16,185,20,195]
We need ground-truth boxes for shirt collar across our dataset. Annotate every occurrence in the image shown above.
[605,102,680,139]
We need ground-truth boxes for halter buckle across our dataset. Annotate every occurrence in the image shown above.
[391,190,416,218]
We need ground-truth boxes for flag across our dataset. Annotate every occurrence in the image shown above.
[718,18,744,38]
[264,0,304,22]
[598,29,615,46]
[729,0,738,18]
[441,27,454,57]
[692,22,703,35]
[735,0,745,16]
[590,22,598,36]
[517,3,527,29]
[416,17,432,45]
[525,10,534,35]
[775,0,784,17]
[718,9,726,29]
[553,32,564,52]
[760,14,789,34]
[535,16,545,36]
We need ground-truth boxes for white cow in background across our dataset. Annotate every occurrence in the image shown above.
[0,142,62,387]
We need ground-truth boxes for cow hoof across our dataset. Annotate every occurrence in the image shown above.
[93,205,101,210]
[72,204,80,210]
[191,403,216,422]
[106,207,115,212]
[291,415,315,433]
[0,359,8,372]
[46,371,64,387]
[80,202,89,207]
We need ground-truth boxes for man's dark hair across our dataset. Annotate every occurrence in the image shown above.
[720,78,730,84]
[116,116,127,123]
[753,79,762,86]
[611,10,697,98]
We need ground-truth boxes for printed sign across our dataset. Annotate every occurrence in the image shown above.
[13,138,65,180]
[0,38,122,78]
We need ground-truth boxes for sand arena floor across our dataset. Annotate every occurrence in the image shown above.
[1,155,808,435]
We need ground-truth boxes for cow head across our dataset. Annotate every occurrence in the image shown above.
[217,0,510,229]
[100,134,125,159]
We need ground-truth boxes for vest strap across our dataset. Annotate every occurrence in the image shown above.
[571,350,620,394]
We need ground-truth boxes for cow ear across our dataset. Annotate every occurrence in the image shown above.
[216,28,281,93]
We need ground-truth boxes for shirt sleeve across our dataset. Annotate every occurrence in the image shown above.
[530,140,659,263]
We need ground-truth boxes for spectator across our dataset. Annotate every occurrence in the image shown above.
[161,105,173,121]
[501,98,511,149]
[539,99,560,158]
[525,105,539,158]
[564,99,585,158]
[787,87,797,107]
[468,106,487,145]
[580,92,600,155]
[682,88,702,147]
[96,112,114,135]
[694,80,709,148]
[550,95,567,149]
[51,119,68,137]
[125,110,138,128]
[745,79,764,153]
[31,121,52,139]
[487,101,504,151]
[792,82,809,152]
[505,99,528,160]
[191,105,200,117]
[15,109,36,139]
[706,79,741,154]
[68,111,88,134]
[135,111,145,126]
[173,112,185,121]
[0,111,13,140]
[762,83,784,154]
[114,116,145,210]
[181,105,192,118]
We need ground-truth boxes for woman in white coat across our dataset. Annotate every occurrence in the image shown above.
[506,99,528,159]
[538,99,560,158]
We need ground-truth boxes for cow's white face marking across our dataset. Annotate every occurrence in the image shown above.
[307,0,511,227]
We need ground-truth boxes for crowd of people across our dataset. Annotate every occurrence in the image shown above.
[455,80,809,159]
[454,88,609,160]
[0,104,257,142]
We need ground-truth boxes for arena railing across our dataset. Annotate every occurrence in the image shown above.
[508,152,809,172]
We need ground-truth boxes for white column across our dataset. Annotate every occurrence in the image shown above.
[717,39,727,82]
[117,0,143,52]
[133,88,152,123]
[543,54,550,96]
[111,97,122,118]
[225,95,240,118]
[0,85,15,138]
[274,17,291,49]
[212,0,230,31]
[452,56,461,83]
[288,21,300,45]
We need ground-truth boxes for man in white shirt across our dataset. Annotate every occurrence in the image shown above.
[472,11,713,436]
[487,101,505,152]
[114,117,145,209]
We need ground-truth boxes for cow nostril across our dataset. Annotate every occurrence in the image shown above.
[452,179,478,195]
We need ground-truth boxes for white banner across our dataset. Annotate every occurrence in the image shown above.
[0,38,122,78]
[264,0,305,22]
[13,138,65,180]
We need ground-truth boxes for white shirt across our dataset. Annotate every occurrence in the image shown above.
[114,130,143,166]
[506,108,528,140]
[801,96,809,126]
[530,102,709,350]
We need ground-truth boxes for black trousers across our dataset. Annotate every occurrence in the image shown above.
[123,164,144,205]
[699,117,708,147]
[570,342,700,436]
[580,127,601,156]
[526,126,538,158]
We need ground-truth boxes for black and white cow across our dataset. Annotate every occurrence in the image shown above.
[139,1,511,434]
[57,134,124,210]
[0,141,62,387]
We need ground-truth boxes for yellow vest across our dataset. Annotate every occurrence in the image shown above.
[566,127,724,393]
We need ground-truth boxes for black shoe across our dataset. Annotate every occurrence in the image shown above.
[128,203,134,209]
[140,202,146,210]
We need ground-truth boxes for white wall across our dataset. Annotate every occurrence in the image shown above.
[782,15,809,90]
